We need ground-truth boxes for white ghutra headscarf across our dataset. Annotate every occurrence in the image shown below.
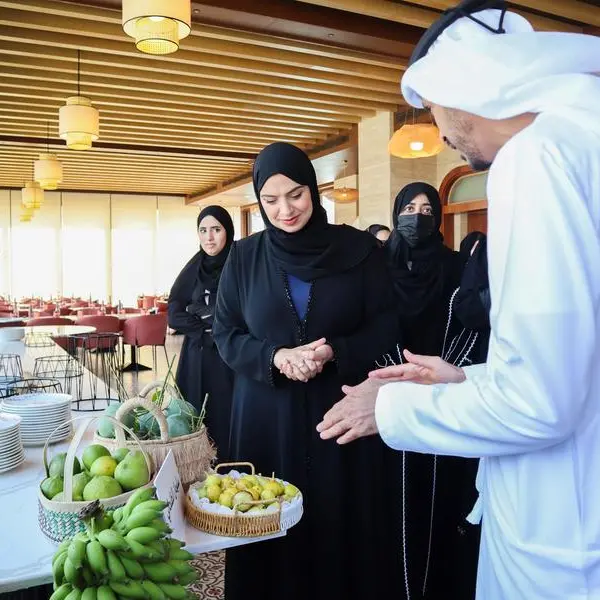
[401,9,600,120]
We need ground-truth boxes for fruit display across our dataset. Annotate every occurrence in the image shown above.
[49,488,198,600]
[96,362,207,442]
[41,444,151,502]
[189,469,301,515]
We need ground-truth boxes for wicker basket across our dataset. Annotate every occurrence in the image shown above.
[93,387,215,487]
[185,462,303,538]
[38,415,153,544]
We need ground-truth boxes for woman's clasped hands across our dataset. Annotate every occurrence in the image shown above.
[274,337,334,382]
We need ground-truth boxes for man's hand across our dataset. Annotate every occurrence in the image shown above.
[368,349,466,385]
[316,378,386,444]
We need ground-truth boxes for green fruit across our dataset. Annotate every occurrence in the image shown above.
[176,571,198,587]
[95,512,114,531]
[63,558,79,586]
[158,583,187,600]
[41,476,64,500]
[114,452,150,492]
[123,509,160,531]
[206,484,221,503]
[124,486,155,511]
[50,583,73,600]
[141,580,166,600]
[118,555,145,580]
[145,540,167,559]
[232,491,253,512]
[108,580,145,600]
[132,500,168,514]
[166,539,184,551]
[124,538,158,560]
[52,552,68,585]
[143,562,177,583]
[203,474,220,487]
[126,526,161,544]
[81,566,95,587]
[85,541,108,576]
[283,483,300,500]
[112,507,124,525]
[96,404,134,439]
[168,549,194,561]
[106,551,127,582]
[113,448,130,463]
[165,415,191,438]
[82,445,111,471]
[90,456,118,478]
[67,538,87,569]
[49,453,81,478]
[71,472,91,502]
[83,476,123,501]
[64,589,82,600]
[97,585,117,600]
[53,549,67,568]
[149,519,172,535]
[166,560,193,577]
[137,411,161,438]
[81,587,97,600]
[97,529,129,551]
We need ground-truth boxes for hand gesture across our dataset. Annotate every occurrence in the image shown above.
[368,349,466,385]
[275,338,333,383]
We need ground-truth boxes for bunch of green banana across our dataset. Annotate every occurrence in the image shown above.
[50,488,198,600]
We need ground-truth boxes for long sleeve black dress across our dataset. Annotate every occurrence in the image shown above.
[168,206,235,462]
[213,142,404,600]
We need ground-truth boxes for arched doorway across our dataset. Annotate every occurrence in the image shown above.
[439,165,489,249]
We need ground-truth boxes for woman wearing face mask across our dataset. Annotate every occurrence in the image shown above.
[376,182,476,600]
[213,142,403,600]
[168,206,235,461]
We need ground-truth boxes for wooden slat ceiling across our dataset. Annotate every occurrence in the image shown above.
[0,0,598,200]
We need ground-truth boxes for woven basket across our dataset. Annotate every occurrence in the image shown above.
[38,415,153,544]
[93,386,215,487]
[185,462,295,538]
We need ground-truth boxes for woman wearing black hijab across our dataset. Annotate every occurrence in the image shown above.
[213,142,403,600]
[168,205,235,461]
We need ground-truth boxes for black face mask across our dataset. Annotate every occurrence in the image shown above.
[396,214,435,248]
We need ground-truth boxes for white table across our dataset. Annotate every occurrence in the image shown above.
[0,338,284,593]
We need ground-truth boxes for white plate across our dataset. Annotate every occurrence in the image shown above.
[0,448,24,461]
[1,394,72,409]
[1,406,71,417]
[0,456,25,474]
[0,413,22,430]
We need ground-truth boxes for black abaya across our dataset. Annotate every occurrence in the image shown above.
[214,235,403,600]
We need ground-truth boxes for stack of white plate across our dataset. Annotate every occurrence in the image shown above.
[1,394,72,446]
[0,412,25,473]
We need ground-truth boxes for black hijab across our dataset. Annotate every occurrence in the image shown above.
[196,205,234,292]
[366,224,390,237]
[385,182,456,317]
[453,231,490,331]
[253,142,376,281]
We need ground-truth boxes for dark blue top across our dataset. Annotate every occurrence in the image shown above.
[287,274,312,320]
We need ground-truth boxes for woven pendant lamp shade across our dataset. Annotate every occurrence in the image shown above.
[34,153,63,190]
[59,96,99,150]
[21,182,44,210]
[123,0,191,55]
[388,124,444,159]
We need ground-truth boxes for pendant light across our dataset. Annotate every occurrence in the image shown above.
[388,109,444,159]
[34,122,63,190]
[59,50,99,150]
[324,160,359,204]
[21,181,44,212]
[122,0,191,55]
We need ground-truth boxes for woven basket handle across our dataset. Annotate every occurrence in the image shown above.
[115,396,169,443]
[138,380,179,408]
[215,462,255,476]
[43,415,151,502]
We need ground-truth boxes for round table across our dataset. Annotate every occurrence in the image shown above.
[22,325,97,336]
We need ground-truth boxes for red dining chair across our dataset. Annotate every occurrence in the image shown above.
[121,313,168,371]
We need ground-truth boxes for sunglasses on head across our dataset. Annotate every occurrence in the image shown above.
[409,0,509,66]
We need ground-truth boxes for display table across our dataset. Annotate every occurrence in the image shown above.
[0,338,285,593]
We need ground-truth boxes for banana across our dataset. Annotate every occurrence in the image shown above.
[176,571,197,587]
[122,510,161,532]
[97,530,129,551]
[124,487,155,513]
[67,539,88,569]
[126,527,162,544]
[108,580,146,600]
[96,513,114,532]
[141,580,166,600]
[112,508,124,525]
[131,500,167,515]
[97,585,117,600]
[142,562,177,583]
[56,539,72,554]
[106,550,127,582]
[167,549,194,562]
[149,520,172,535]
[165,539,184,552]
[145,540,167,559]
[63,557,80,586]
[81,587,98,600]
[117,555,145,580]
[86,541,109,576]
[53,549,67,568]
[166,560,193,577]
[124,538,159,560]
[157,583,187,600]
[64,588,82,600]
[50,583,73,600]
[52,551,68,586]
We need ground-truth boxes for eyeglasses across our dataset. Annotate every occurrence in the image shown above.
[408,0,508,67]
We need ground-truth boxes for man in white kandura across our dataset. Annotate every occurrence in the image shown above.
[316,1,600,598]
